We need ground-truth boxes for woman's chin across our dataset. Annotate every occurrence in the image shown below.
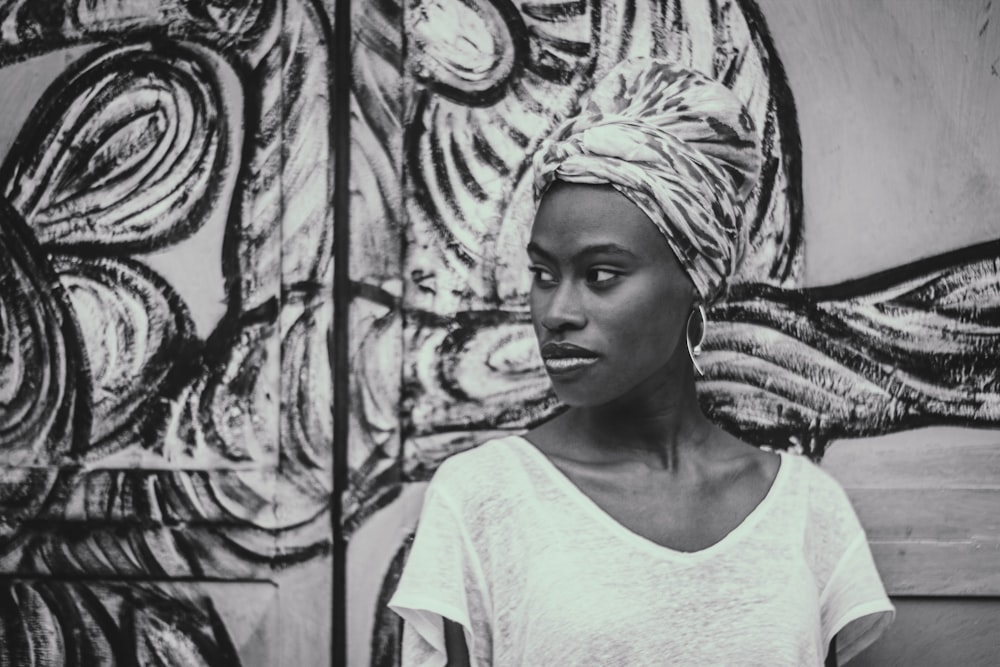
[548,366,678,409]
[549,382,617,409]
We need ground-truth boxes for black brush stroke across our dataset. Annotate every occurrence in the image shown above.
[527,23,591,57]
[405,96,477,268]
[471,125,513,175]
[180,0,274,50]
[370,536,412,667]
[342,468,404,536]
[737,0,804,283]
[790,238,1000,302]
[118,583,242,666]
[525,50,578,85]
[449,133,489,202]
[522,0,587,23]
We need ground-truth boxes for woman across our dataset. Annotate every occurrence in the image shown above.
[389,58,894,666]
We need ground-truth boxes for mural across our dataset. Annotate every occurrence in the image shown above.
[347,0,805,534]
[0,0,336,664]
[0,0,996,664]
[348,0,1000,664]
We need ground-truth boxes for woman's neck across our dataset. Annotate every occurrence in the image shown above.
[563,362,716,471]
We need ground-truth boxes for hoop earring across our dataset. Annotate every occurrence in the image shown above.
[686,304,707,377]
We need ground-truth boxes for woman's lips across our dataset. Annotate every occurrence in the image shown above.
[543,356,600,375]
[540,341,599,359]
[540,342,600,376]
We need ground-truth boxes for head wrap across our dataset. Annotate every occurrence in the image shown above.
[532,58,761,304]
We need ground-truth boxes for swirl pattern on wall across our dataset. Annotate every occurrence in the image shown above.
[0,200,88,553]
[0,0,335,663]
[0,201,89,465]
[703,245,1000,455]
[0,0,275,54]
[1,44,225,252]
[0,581,241,667]
[54,255,197,458]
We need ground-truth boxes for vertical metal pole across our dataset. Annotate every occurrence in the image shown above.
[331,0,351,662]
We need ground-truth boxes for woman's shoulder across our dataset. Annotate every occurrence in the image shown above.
[428,435,532,500]
[421,435,546,543]
[784,451,868,550]
[787,451,854,507]
[435,433,523,470]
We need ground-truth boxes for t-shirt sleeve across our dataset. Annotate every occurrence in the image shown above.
[812,474,895,664]
[388,480,492,667]
[821,532,894,663]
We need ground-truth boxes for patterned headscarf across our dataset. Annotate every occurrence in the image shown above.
[532,58,761,304]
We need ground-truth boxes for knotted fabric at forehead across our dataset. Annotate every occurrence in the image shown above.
[532,58,761,304]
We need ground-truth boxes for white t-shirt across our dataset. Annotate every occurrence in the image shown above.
[389,435,894,666]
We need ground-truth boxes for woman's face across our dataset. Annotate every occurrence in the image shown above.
[528,182,696,407]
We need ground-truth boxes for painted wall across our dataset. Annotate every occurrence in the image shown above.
[348,0,1000,665]
[763,0,1000,287]
[0,1,336,665]
[758,2,1000,661]
[1,0,998,665]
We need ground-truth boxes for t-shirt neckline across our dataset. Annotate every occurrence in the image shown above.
[506,434,790,561]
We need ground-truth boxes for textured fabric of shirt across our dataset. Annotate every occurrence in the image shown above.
[389,436,894,666]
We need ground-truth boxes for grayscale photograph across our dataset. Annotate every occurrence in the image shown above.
[0,0,997,665]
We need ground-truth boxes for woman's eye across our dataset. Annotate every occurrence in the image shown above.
[586,268,619,284]
[529,267,556,284]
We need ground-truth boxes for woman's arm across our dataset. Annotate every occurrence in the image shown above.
[444,619,471,667]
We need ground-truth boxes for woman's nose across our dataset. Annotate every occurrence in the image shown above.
[539,282,586,331]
